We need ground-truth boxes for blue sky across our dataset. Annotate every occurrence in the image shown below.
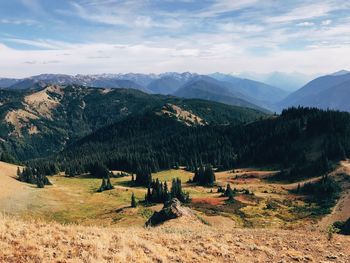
[0,0,349,77]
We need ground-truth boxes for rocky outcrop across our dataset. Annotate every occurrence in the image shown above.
[146,198,194,226]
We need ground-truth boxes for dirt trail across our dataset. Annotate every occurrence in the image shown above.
[318,160,350,229]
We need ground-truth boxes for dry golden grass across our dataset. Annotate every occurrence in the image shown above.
[0,162,350,262]
[0,214,349,263]
[24,85,62,120]
[158,103,206,126]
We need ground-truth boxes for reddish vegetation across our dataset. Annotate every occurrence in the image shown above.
[191,197,226,206]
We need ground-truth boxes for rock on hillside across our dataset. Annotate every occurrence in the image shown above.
[146,198,196,226]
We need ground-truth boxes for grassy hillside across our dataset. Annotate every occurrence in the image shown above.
[0,213,349,262]
[4,158,349,228]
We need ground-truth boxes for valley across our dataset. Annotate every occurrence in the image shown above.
[0,84,350,262]
[0,73,350,263]
[0,160,350,262]
[1,160,349,230]
[1,0,350,261]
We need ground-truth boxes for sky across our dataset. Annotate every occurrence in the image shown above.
[0,0,349,78]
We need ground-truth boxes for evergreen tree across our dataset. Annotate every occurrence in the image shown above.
[163,181,170,202]
[105,172,114,190]
[131,193,137,208]
[145,185,151,203]
[225,183,234,200]
[193,164,216,186]
[145,178,190,204]
[97,178,107,192]
[36,175,45,188]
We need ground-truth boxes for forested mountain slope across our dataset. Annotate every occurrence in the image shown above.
[57,107,350,182]
[0,85,265,161]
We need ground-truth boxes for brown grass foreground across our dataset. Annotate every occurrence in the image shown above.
[0,215,349,263]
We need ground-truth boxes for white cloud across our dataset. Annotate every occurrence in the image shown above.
[67,2,183,29]
[195,0,259,17]
[266,3,335,23]
[0,19,38,25]
[217,22,265,33]
[322,19,332,25]
[5,38,77,50]
[297,22,314,27]
[1,1,350,77]
[1,37,349,78]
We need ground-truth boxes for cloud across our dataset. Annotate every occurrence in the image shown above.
[66,1,183,29]
[1,0,350,77]
[266,2,335,23]
[195,0,259,18]
[0,19,38,25]
[1,36,350,78]
[5,38,76,50]
[322,19,332,25]
[21,0,44,14]
[297,22,315,27]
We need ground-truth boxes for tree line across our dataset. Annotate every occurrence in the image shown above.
[26,107,350,182]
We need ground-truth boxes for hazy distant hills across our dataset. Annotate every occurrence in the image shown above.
[238,71,317,92]
[209,73,288,108]
[147,72,196,94]
[279,70,350,111]
[0,78,20,88]
[174,76,268,112]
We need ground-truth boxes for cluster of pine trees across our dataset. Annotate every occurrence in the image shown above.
[145,178,190,204]
[89,163,115,192]
[192,164,216,186]
[295,174,341,211]
[297,175,340,200]
[97,174,114,192]
[17,167,52,188]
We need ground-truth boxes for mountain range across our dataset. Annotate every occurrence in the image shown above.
[1,70,350,114]
[0,72,289,112]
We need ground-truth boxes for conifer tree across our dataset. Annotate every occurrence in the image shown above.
[193,164,216,186]
[146,185,152,202]
[105,172,114,190]
[97,178,107,192]
[131,193,137,208]
[225,183,234,200]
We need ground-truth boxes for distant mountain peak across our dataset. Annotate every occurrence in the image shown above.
[330,70,350,76]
